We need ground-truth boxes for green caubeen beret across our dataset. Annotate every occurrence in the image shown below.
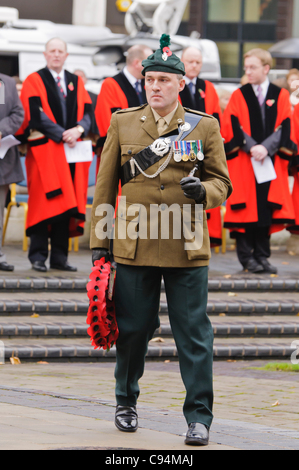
[142,34,185,76]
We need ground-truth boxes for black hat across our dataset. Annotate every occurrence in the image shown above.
[142,34,185,76]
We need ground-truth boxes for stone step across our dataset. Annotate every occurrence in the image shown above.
[0,316,298,338]
[1,337,297,361]
[2,277,299,292]
[1,298,299,316]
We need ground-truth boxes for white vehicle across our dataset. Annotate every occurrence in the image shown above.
[0,2,221,93]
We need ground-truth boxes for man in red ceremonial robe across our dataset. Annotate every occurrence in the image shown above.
[180,46,223,247]
[288,102,299,234]
[17,38,93,272]
[94,45,153,171]
[222,48,297,273]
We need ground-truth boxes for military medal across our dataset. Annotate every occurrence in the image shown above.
[197,140,204,161]
[173,141,182,162]
[189,142,197,162]
[181,141,189,162]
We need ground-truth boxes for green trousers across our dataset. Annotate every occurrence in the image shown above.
[114,263,214,428]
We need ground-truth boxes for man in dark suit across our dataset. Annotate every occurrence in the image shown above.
[17,38,93,273]
[0,73,24,271]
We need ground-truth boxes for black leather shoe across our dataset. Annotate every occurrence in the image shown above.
[0,261,14,271]
[244,258,264,273]
[185,423,209,446]
[115,405,138,433]
[31,261,47,272]
[257,257,278,274]
[50,262,77,272]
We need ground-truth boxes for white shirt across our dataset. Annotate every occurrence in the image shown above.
[123,66,141,90]
[184,76,197,95]
[252,78,270,101]
[49,69,67,96]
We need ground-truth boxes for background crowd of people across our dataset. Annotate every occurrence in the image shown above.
[1,38,299,273]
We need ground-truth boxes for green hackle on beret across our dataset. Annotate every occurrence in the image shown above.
[141,34,185,76]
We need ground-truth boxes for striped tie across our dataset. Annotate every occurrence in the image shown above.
[56,76,66,98]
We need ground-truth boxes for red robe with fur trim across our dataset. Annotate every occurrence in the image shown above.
[180,79,223,246]
[16,68,93,237]
[222,83,297,236]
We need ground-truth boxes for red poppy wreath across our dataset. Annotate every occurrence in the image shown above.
[86,258,119,351]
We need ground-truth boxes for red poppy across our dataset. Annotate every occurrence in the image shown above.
[68,82,74,91]
[163,46,172,57]
[266,99,275,107]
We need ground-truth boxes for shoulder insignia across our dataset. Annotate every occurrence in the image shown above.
[115,104,147,115]
[183,107,213,119]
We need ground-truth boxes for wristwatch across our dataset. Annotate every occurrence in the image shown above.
[76,125,84,135]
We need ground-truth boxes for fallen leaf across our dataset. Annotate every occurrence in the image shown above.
[37,361,49,365]
[10,355,21,365]
[227,360,236,363]
[223,274,232,279]
[219,313,226,317]
[288,251,296,256]
[164,360,170,363]
[270,274,278,278]
[150,337,165,343]
[271,401,281,407]
[228,292,237,297]
[30,313,40,318]
[282,262,289,265]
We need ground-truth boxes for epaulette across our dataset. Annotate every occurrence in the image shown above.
[183,107,214,119]
[115,104,147,115]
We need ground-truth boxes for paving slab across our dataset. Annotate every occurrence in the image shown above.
[0,361,298,450]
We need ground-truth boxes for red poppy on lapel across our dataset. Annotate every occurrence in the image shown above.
[266,99,275,107]
[68,82,74,92]
[199,89,206,99]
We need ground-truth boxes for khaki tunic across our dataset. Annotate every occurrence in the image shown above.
[90,103,233,268]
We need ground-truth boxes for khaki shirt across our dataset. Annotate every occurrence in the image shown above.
[90,103,232,268]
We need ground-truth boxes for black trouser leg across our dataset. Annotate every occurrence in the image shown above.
[235,231,254,268]
[253,227,271,261]
[236,227,271,268]
[28,223,49,263]
[49,217,70,266]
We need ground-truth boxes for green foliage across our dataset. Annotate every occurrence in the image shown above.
[251,362,299,372]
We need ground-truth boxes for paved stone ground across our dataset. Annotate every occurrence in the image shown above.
[0,360,298,450]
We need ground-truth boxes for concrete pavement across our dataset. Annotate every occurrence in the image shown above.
[0,360,298,450]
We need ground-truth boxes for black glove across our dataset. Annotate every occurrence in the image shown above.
[180,176,206,203]
[92,248,109,266]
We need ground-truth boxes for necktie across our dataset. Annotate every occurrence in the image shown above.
[134,80,143,105]
[188,82,195,96]
[157,117,167,136]
[188,82,196,106]
[56,75,66,98]
[257,85,264,106]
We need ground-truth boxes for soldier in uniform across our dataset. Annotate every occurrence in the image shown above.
[90,35,232,446]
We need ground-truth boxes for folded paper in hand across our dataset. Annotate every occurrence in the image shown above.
[251,156,277,184]
[0,135,21,159]
[64,140,93,163]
